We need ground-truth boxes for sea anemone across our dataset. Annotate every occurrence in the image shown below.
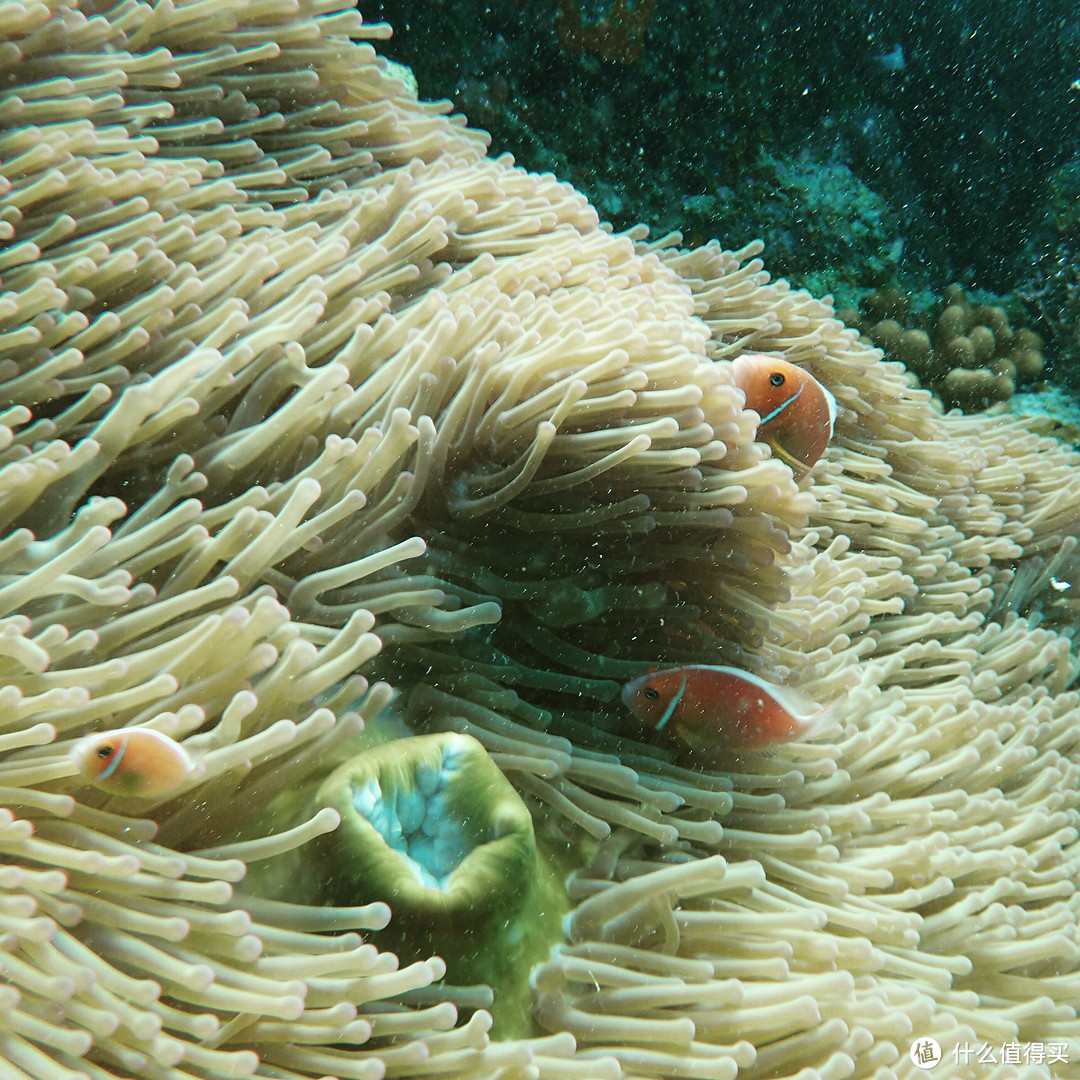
[1,0,1079,1078]
[305,731,564,1031]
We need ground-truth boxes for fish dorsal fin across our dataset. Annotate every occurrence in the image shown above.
[656,674,689,731]
[702,666,823,721]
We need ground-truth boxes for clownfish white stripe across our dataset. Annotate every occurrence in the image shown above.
[758,379,807,425]
[97,736,128,781]
[656,674,689,731]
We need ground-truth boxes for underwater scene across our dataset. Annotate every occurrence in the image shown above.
[1,0,1079,1078]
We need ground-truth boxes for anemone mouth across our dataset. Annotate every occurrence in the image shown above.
[318,732,536,924]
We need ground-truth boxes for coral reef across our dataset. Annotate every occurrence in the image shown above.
[1,3,1079,1080]
[752,151,902,307]
[1018,159,1080,384]
[1018,245,1080,384]
[842,284,1045,412]
[555,0,660,65]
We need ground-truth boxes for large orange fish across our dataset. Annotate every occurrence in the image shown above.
[72,728,195,797]
[621,665,821,749]
[732,353,837,473]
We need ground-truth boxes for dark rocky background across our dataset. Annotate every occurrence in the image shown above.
[361,0,1080,390]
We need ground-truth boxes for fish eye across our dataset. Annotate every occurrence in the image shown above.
[96,744,113,758]
[644,688,660,700]
[769,372,785,386]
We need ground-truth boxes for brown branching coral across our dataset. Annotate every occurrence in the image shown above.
[1,1,1079,1080]
[842,285,1045,412]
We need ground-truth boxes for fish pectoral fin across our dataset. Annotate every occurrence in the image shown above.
[656,674,689,732]
[766,438,810,478]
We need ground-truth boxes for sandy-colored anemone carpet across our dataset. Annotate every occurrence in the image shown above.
[1,1,1078,1078]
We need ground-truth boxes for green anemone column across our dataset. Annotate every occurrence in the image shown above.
[316,732,562,1030]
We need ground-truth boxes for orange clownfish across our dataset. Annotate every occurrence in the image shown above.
[732,354,837,473]
[72,729,195,797]
[621,665,822,749]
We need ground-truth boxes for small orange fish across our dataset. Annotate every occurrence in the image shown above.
[72,729,195,797]
[732,353,837,473]
[622,665,821,749]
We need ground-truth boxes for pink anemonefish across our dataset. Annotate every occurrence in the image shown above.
[621,665,822,750]
[72,728,195,797]
[732,353,837,474]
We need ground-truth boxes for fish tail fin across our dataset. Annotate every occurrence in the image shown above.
[800,691,848,741]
